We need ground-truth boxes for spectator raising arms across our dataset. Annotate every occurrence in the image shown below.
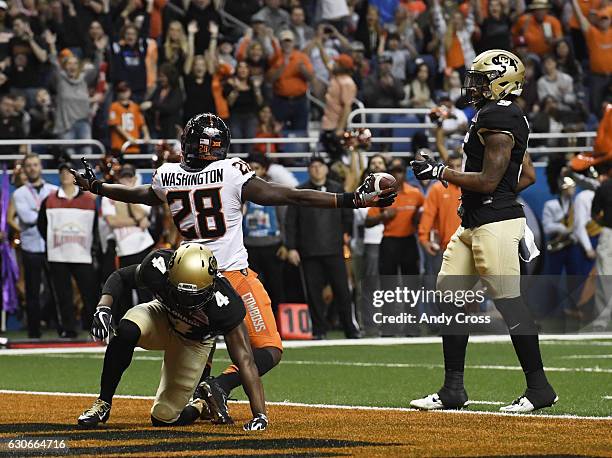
[183,20,217,122]
[320,54,357,161]
[267,29,314,132]
[109,21,157,103]
[45,29,105,157]
[511,0,562,57]
[5,15,48,95]
[570,0,612,118]
[185,0,221,54]
[140,63,183,139]
[224,61,263,155]
[432,0,475,77]
[159,20,188,74]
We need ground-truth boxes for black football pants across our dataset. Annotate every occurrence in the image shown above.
[246,244,285,315]
[301,255,359,337]
[49,262,100,333]
[379,235,419,276]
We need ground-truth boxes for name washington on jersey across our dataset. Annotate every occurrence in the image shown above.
[158,168,224,187]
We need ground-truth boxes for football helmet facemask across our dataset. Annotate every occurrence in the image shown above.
[462,50,525,107]
[167,243,218,312]
[181,113,231,170]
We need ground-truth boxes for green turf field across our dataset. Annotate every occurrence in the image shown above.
[1,340,611,417]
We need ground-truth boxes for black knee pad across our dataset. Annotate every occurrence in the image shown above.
[114,319,141,347]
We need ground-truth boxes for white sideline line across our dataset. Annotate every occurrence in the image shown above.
[1,333,611,355]
[562,354,612,359]
[0,390,610,422]
[4,353,612,373]
[603,396,612,400]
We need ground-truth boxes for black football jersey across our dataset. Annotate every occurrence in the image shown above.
[460,99,528,228]
[137,249,246,341]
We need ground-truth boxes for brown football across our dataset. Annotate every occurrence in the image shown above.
[371,172,397,192]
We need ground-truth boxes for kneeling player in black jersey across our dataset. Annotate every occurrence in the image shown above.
[410,49,557,413]
[77,244,268,431]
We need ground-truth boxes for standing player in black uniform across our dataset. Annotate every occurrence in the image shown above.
[77,243,268,430]
[409,50,557,413]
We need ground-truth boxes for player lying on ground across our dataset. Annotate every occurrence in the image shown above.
[78,244,268,431]
[71,113,397,424]
[409,49,557,413]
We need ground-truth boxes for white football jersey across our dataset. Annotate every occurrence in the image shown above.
[151,158,255,271]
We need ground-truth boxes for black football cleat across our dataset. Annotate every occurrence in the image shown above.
[201,377,234,425]
[78,399,111,427]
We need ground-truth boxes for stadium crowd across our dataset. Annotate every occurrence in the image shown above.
[0,0,611,338]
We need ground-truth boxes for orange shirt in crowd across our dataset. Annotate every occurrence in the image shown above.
[108,101,145,153]
[368,182,424,238]
[212,62,234,120]
[511,13,562,56]
[149,0,168,39]
[585,24,612,74]
[417,182,462,250]
[569,0,602,29]
[269,50,314,98]
[594,103,612,153]
[446,35,465,70]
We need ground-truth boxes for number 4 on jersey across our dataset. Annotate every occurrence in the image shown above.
[215,291,229,308]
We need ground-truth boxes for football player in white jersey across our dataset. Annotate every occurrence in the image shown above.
[71,113,396,423]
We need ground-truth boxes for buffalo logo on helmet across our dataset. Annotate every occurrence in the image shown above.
[208,256,218,276]
[491,54,518,75]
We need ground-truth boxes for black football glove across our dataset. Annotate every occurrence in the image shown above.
[243,413,268,431]
[71,158,103,194]
[353,173,397,208]
[91,306,113,343]
[410,154,448,188]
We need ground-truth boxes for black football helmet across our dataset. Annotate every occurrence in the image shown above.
[181,113,231,170]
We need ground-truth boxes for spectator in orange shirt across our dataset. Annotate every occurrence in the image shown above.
[511,0,562,57]
[366,158,424,275]
[418,152,463,275]
[571,0,612,117]
[267,29,314,131]
[565,0,603,62]
[108,81,150,155]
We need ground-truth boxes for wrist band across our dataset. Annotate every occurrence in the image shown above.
[90,180,103,195]
[335,193,358,209]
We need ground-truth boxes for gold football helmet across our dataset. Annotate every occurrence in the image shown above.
[462,49,525,106]
[168,243,218,311]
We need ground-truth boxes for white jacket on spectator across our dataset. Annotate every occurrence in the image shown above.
[101,197,154,257]
[542,196,573,238]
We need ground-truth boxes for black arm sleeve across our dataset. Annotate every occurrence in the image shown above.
[101,264,139,305]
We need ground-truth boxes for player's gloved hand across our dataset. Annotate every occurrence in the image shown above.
[91,306,113,343]
[243,413,268,431]
[410,154,448,188]
[353,173,397,208]
[70,158,103,194]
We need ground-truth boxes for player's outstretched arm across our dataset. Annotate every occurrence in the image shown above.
[242,175,396,209]
[224,322,267,421]
[412,132,512,194]
[70,160,163,206]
